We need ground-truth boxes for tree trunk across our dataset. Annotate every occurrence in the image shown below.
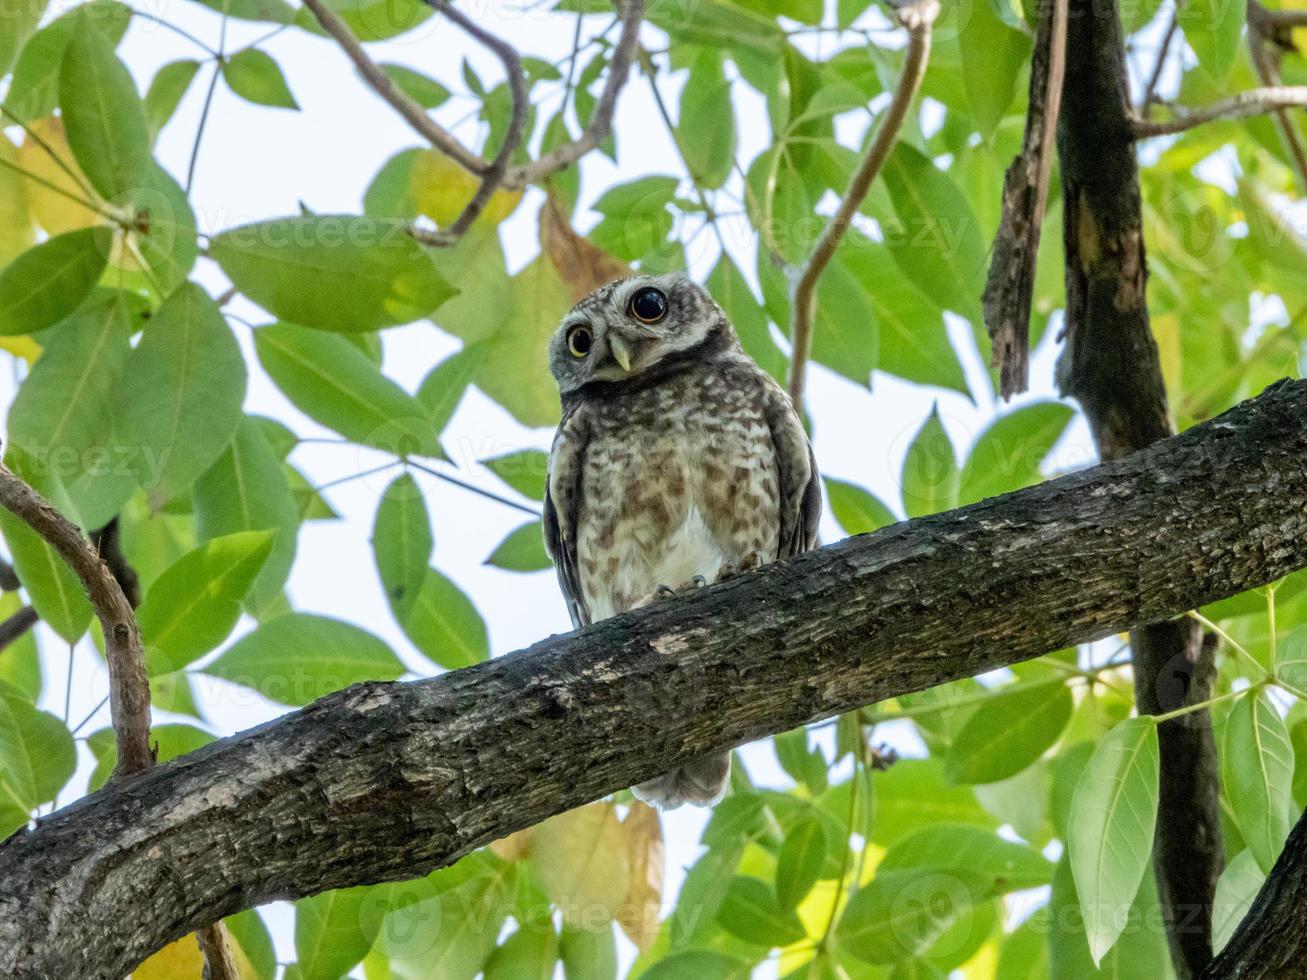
[2,380,1306,979]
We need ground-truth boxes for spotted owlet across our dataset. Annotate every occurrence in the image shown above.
[544,273,820,809]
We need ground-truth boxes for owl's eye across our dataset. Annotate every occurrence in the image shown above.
[567,326,593,358]
[628,287,668,324]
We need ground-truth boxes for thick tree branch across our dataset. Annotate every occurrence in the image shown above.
[2,380,1306,979]
[1057,0,1222,972]
[1203,804,1307,977]
[1132,86,1307,138]
[982,0,1068,399]
[0,470,238,978]
[788,0,936,408]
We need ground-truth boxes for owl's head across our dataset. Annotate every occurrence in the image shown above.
[548,273,731,395]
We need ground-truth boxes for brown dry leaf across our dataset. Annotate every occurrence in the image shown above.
[488,826,535,861]
[615,802,664,952]
[539,194,630,302]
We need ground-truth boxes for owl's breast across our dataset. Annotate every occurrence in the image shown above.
[575,379,781,619]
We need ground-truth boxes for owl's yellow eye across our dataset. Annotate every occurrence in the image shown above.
[628,287,668,324]
[567,326,593,358]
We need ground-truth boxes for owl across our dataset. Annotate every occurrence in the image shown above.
[544,273,820,809]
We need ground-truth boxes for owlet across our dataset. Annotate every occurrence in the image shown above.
[544,273,820,809]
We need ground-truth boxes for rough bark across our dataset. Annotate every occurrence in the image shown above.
[1056,0,1223,973]
[1203,805,1307,978]
[2,381,1307,979]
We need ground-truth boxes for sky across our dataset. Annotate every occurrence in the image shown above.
[9,0,1105,972]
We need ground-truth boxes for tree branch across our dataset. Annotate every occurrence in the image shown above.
[2,379,1306,978]
[1248,1,1307,190]
[0,604,37,653]
[299,0,491,177]
[1057,0,1222,971]
[1203,804,1307,977]
[982,0,1068,399]
[1132,86,1307,138]
[788,0,937,408]
[504,0,645,188]
[0,469,238,979]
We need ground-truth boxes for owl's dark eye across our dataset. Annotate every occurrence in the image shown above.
[567,325,593,358]
[628,287,668,324]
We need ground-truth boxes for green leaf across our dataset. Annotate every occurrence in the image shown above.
[254,322,441,458]
[1275,625,1307,697]
[0,0,48,78]
[0,594,40,702]
[204,613,404,705]
[775,813,828,910]
[416,341,485,439]
[4,1,133,123]
[1222,690,1295,873]
[873,758,996,846]
[824,477,896,535]
[638,951,751,979]
[372,473,432,619]
[0,447,92,643]
[192,418,300,616]
[1179,0,1246,84]
[211,214,457,332]
[119,161,201,296]
[0,227,110,335]
[294,887,371,980]
[679,49,736,189]
[957,403,1074,506]
[901,407,959,518]
[811,241,878,386]
[705,253,786,382]
[59,19,151,199]
[945,681,1072,784]
[879,823,1053,892]
[482,450,549,502]
[1067,716,1160,965]
[995,909,1050,980]
[115,282,247,506]
[144,59,200,141]
[1212,849,1265,952]
[837,867,996,966]
[957,0,1030,139]
[6,289,134,524]
[487,521,552,573]
[222,48,298,109]
[138,531,276,675]
[399,567,490,671]
[86,721,212,791]
[716,875,805,948]
[0,684,75,833]
[881,143,986,323]
[1048,853,1170,977]
[295,0,432,41]
[559,921,618,980]
[485,926,558,980]
[379,63,450,108]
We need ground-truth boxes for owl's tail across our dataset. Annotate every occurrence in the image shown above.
[631,751,730,810]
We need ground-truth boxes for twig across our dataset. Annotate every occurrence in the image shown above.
[787,0,938,408]
[1248,2,1307,191]
[1140,6,1180,119]
[981,0,1068,399]
[504,0,644,187]
[0,606,37,653]
[90,518,141,609]
[299,0,491,177]
[413,0,528,245]
[0,467,239,979]
[0,558,19,592]
[1132,86,1307,137]
[405,459,542,517]
[1256,5,1307,29]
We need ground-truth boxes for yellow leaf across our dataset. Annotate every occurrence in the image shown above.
[1151,310,1182,399]
[488,826,534,861]
[615,803,663,951]
[409,150,521,229]
[0,133,34,266]
[132,928,258,979]
[531,802,630,929]
[0,335,41,363]
[19,117,103,236]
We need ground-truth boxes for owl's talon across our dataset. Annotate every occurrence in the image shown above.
[690,575,707,589]
[655,584,677,599]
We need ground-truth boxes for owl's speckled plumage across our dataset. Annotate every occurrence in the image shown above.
[544,273,820,810]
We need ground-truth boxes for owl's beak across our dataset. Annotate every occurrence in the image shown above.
[609,335,633,372]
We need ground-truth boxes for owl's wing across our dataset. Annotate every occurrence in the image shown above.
[543,404,591,629]
[764,381,822,558]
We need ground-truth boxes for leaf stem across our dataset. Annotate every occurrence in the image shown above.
[1151,686,1250,725]
[1188,610,1267,678]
